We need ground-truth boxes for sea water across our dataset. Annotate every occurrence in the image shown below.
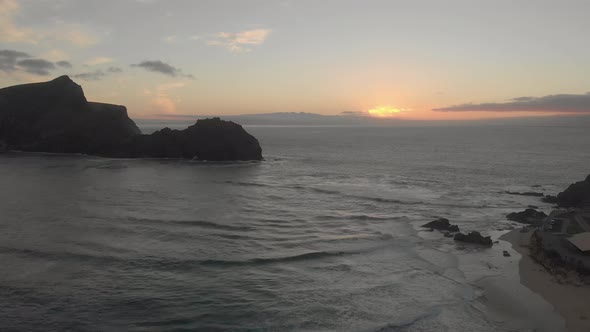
[0,125,588,331]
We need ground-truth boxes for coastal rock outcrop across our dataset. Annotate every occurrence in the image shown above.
[454,231,493,246]
[553,175,590,208]
[506,209,547,225]
[0,76,262,161]
[421,218,460,232]
[115,118,262,160]
[504,191,545,197]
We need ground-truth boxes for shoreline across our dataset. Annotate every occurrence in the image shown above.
[500,228,590,332]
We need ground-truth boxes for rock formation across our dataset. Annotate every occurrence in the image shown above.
[506,209,548,225]
[421,218,460,232]
[454,231,493,246]
[0,76,262,161]
[553,175,590,208]
[114,118,262,160]
[504,191,545,197]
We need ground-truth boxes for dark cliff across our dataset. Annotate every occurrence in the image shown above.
[554,175,590,208]
[0,76,262,161]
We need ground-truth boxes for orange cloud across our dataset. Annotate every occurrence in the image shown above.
[150,96,176,114]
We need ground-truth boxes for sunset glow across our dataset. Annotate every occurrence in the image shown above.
[368,107,403,118]
[0,1,589,121]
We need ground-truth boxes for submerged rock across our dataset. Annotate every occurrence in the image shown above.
[454,231,493,247]
[0,76,262,161]
[421,218,460,232]
[506,209,547,225]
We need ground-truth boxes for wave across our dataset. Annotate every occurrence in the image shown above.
[224,180,492,209]
[223,181,425,205]
[223,180,273,188]
[0,246,349,270]
[127,217,253,232]
[314,214,397,221]
[200,251,347,267]
[371,306,442,331]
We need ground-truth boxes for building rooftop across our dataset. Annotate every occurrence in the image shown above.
[568,232,590,252]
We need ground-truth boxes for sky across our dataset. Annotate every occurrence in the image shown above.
[1,0,590,121]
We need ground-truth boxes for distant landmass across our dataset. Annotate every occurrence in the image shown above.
[0,76,262,161]
[141,111,590,129]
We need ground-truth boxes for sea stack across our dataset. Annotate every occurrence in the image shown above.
[0,76,262,161]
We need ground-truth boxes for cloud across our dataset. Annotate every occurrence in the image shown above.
[207,28,271,53]
[0,0,37,43]
[55,26,98,47]
[163,35,178,44]
[131,60,193,78]
[16,58,55,75]
[433,93,590,113]
[56,60,72,68]
[72,70,105,81]
[1,49,120,79]
[106,66,123,73]
[0,49,30,71]
[40,49,70,62]
[84,56,114,66]
[340,111,366,116]
[1,49,60,75]
[72,67,123,81]
[0,1,98,46]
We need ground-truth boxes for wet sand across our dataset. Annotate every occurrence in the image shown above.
[501,229,590,332]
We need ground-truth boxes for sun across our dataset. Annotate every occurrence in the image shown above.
[367,106,403,118]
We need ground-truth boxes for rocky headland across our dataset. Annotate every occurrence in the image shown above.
[0,76,262,161]
[552,175,590,208]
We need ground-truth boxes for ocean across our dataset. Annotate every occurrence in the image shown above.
[1,124,588,331]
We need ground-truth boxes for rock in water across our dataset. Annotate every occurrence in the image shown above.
[506,209,547,225]
[0,76,262,161]
[542,195,558,204]
[421,218,460,232]
[454,231,493,247]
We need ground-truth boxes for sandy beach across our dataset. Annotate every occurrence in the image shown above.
[501,229,590,332]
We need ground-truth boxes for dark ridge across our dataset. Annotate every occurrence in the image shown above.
[552,174,590,208]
